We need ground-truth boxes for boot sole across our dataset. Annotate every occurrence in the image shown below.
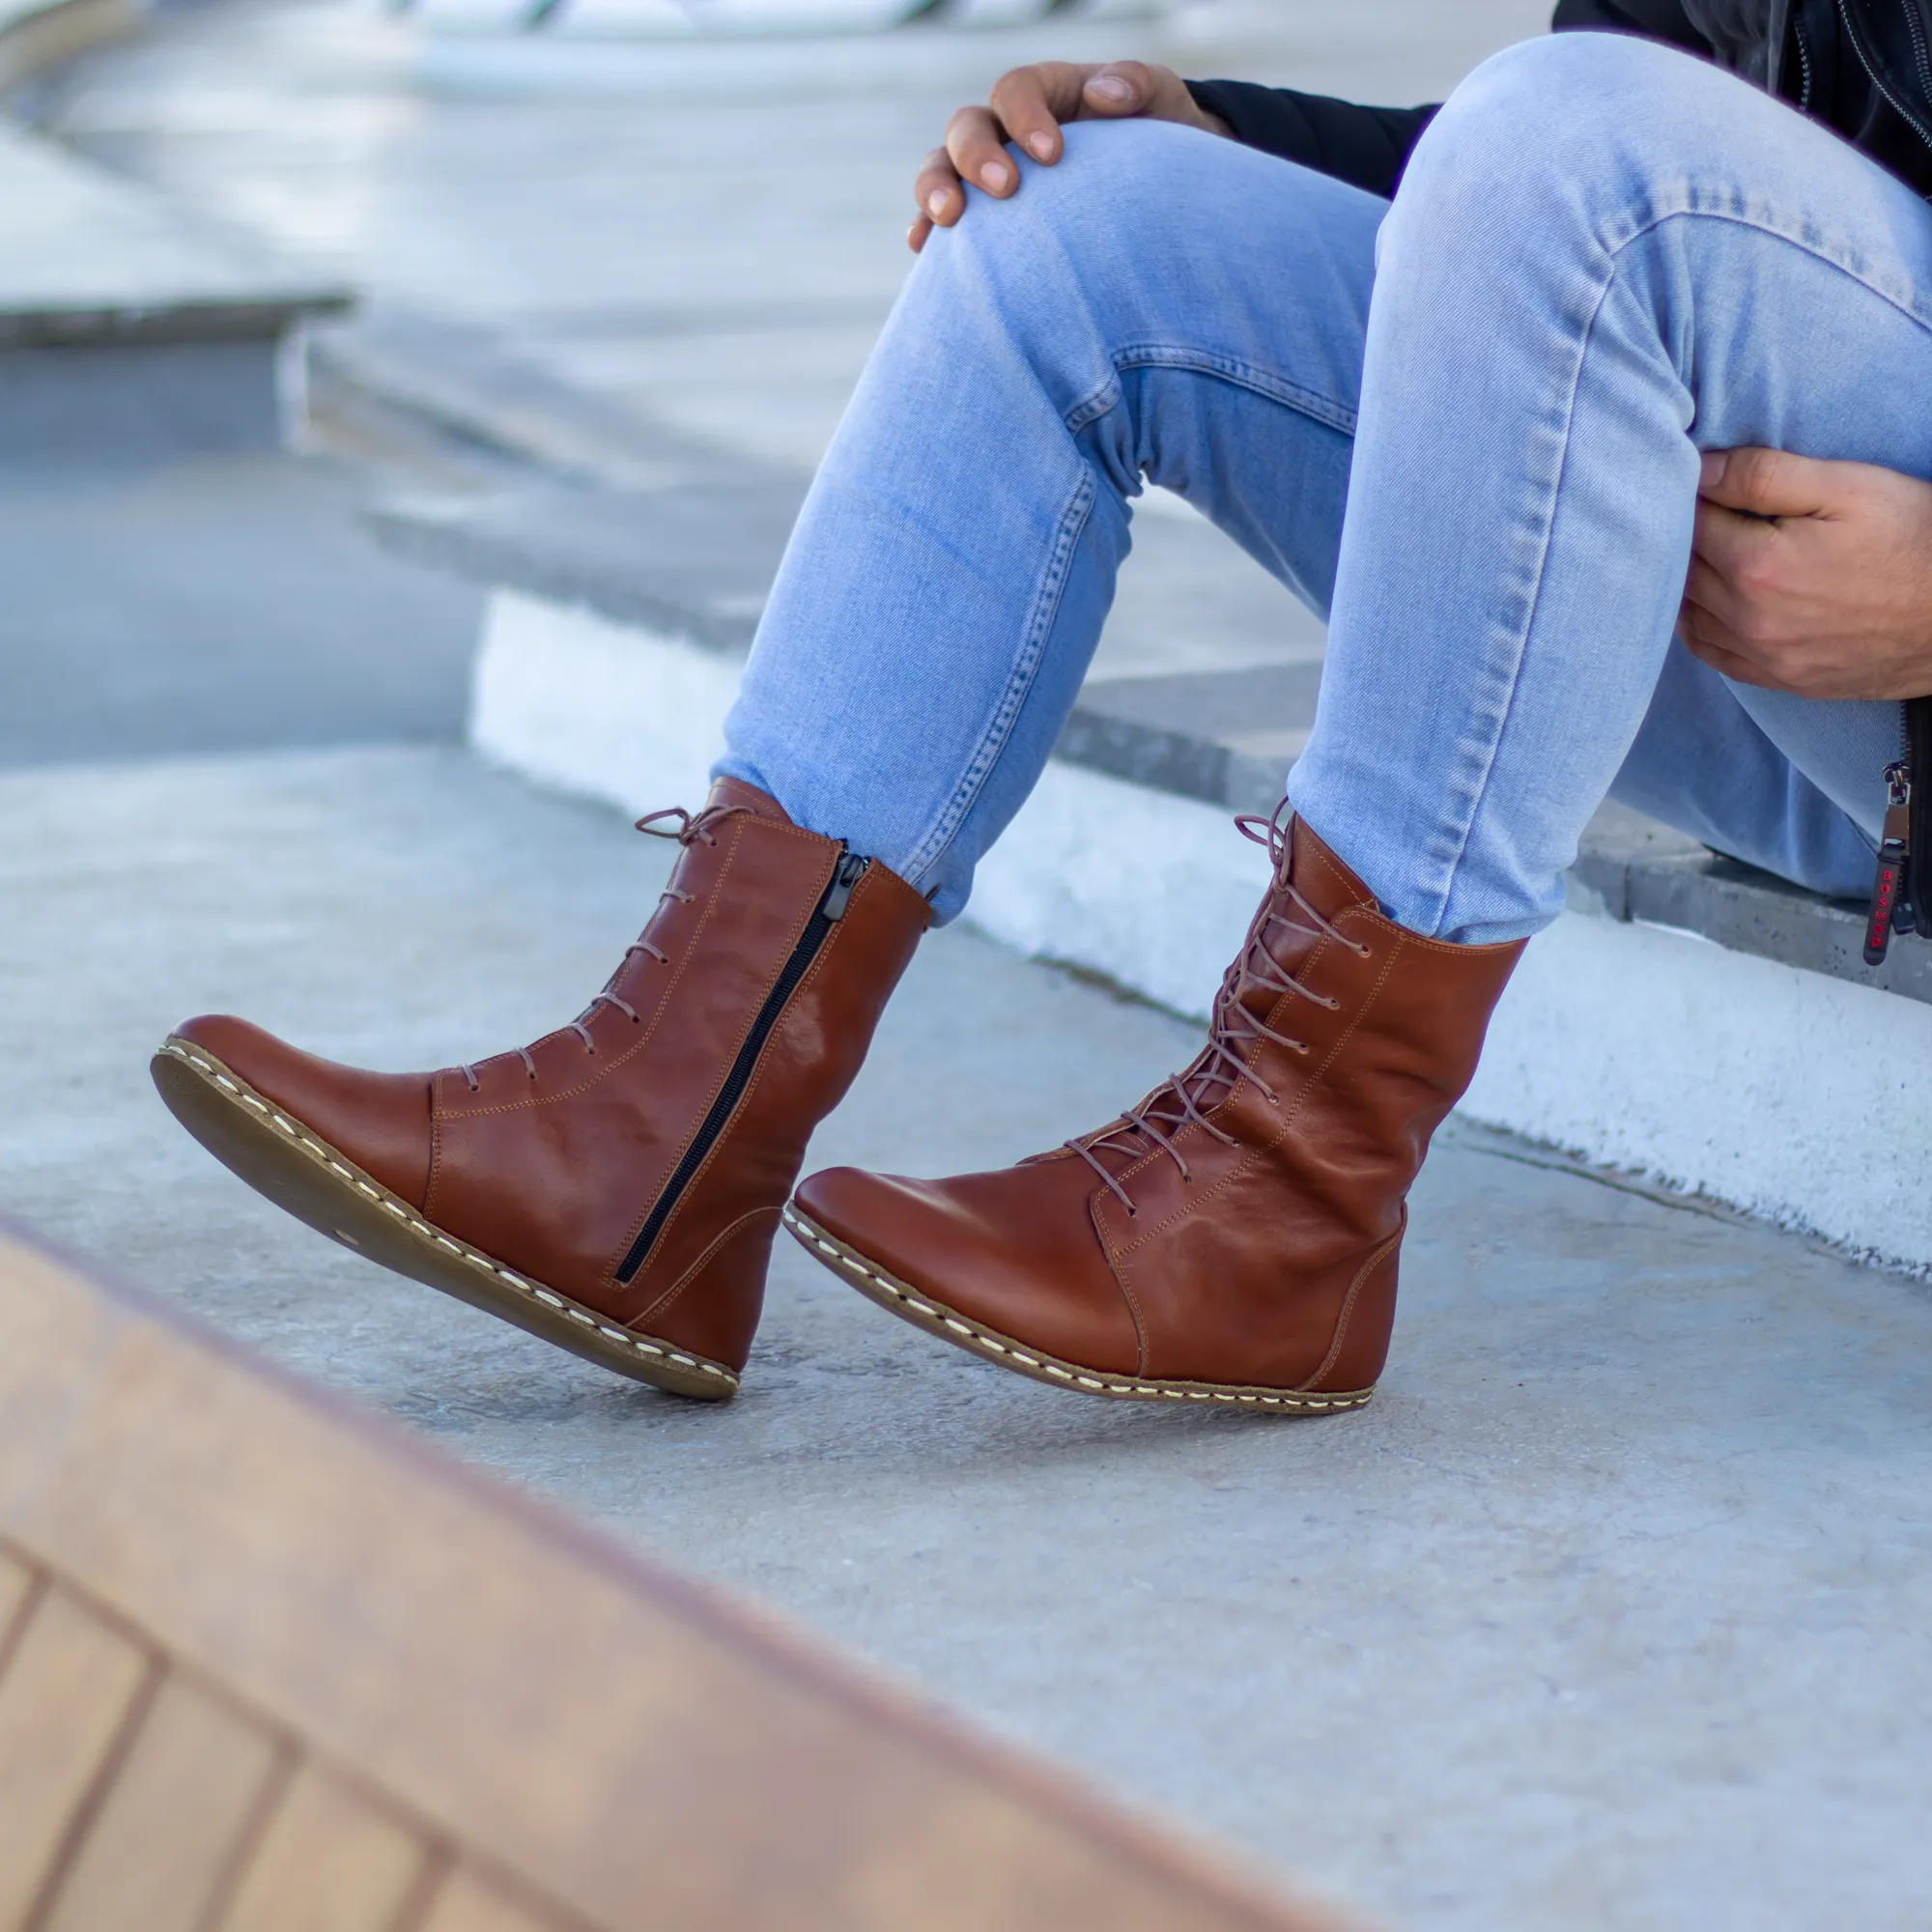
[782,1205,1374,1415]
[153,1037,739,1402]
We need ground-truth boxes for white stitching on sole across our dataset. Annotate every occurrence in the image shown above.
[161,1040,737,1393]
[781,1204,1371,1416]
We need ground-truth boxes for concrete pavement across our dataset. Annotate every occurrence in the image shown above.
[6,743,1932,1930]
[0,447,480,765]
[8,0,1932,1923]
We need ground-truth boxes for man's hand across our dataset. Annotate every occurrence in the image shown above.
[1681,448,1932,700]
[908,62,1230,253]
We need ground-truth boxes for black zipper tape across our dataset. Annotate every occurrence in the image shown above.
[612,849,869,1285]
[1839,0,1932,152]
[1907,696,1932,935]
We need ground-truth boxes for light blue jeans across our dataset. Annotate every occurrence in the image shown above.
[722,32,1932,946]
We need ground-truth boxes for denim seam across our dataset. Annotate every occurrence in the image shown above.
[1413,195,1932,936]
[1102,344,1359,440]
[909,344,1352,895]
[1602,196,1932,333]
[1064,369,1123,434]
[898,466,1098,890]
[1410,269,1624,935]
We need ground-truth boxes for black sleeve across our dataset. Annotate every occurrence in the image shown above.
[1183,80,1439,199]
[1550,0,1707,49]
[1187,1,1710,201]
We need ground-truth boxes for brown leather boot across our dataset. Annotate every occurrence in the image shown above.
[786,810,1522,1413]
[153,779,928,1401]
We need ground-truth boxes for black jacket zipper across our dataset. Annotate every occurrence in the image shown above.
[1906,696,1932,935]
[613,848,869,1285]
[1839,0,1932,151]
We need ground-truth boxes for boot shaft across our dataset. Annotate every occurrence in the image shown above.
[1212,815,1526,1231]
[424,781,929,1340]
[1075,813,1524,1390]
[160,778,929,1395]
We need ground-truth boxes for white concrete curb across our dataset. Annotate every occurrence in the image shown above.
[472,590,738,813]
[469,586,1932,1272]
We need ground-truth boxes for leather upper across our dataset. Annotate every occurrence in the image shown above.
[173,1014,434,1208]
[181,779,928,1372]
[799,816,1525,1394]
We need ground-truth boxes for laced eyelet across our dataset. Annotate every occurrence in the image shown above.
[460,1065,480,1092]
[636,801,753,848]
[1059,812,1368,1218]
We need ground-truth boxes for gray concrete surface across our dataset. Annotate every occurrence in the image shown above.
[0,112,346,449]
[0,447,482,764]
[12,2,1931,1925]
[6,742,1932,1932]
[0,116,343,342]
[26,0,1543,678]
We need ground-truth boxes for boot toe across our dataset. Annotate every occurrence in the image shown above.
[164,1014,433,1208]
[793,1161,1141,1377]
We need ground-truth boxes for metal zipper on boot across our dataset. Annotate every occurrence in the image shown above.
[1865,757,1912,964]
[612,848,869,1285]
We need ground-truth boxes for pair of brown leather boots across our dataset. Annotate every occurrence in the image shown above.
[154,778,1522,1411]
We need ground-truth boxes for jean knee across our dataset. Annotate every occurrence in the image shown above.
[1402,31,1746,214]
[935,116,1217,298]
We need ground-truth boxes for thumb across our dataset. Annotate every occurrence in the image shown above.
[1082,62,1153,116]
[1698,445,1833,518]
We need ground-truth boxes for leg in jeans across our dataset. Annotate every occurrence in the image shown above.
[722,120,1381,925]
[152,125,1396,1407]
[787,33,1932,1407]
[1289,31,1932,939]
[730,38,1929,945]
[158,37,1932,1406]
[1614,642,1876,897]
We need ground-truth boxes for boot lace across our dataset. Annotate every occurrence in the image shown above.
[1064,801,1370,1218]
[457,799,753,1089]
[635,800,753,848]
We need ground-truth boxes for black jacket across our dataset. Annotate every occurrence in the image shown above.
[1187,0,1932,202]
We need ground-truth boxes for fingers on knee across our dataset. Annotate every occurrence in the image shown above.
[964,116,1185,239]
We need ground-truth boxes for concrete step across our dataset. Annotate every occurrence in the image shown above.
[0,120,350,453]
[20,739,1932,1932]
[362,445,1932,1275]
[0,444,485,768]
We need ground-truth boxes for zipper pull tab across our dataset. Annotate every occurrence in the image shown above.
[819,850,868,923]
[1865,760,1912,965]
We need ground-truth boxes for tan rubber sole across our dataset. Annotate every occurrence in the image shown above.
[781,1204,1374,1415]
[153,1037,739,1402]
